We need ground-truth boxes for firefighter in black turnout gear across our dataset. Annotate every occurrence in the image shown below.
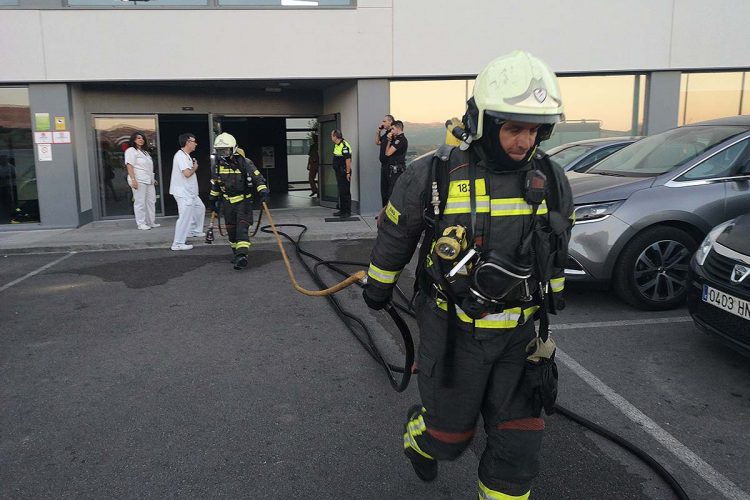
[363,51,575,499]
[209,133,270,270]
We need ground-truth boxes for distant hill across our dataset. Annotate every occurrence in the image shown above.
[401,121,445,160]
[401,119,636,159]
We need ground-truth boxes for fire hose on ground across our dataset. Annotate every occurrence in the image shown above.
[243,202,691,499]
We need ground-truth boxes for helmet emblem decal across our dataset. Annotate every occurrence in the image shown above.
[533,88,547,103]
[504,78,561,107]
[730,264,750,283]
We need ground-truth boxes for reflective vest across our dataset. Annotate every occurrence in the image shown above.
[332,140,351,170]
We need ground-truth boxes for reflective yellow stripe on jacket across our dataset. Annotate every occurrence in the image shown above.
[436,299,538,329]
[550,277,565,293]
[367,263,400,284]
[218,166,242,174]
[224,193,250,203]
[444,197,547,216]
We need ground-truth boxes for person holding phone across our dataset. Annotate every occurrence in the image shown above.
[375,114,395,207]
[169,133,205,251]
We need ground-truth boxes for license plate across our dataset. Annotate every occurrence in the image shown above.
[702,284,750,321]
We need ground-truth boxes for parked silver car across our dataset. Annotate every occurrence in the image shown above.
[547,136,641,173]
[565,116,750,310]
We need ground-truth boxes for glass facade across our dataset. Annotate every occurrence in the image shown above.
[67,1,207,5]
[550,75,645,148]
[389,80,470,162]
[390,74,645,160]
[219,0,353,5]
[679,71,749,125]
[286,117,316,188]
[94,116,162,218]
[0,87,37,224]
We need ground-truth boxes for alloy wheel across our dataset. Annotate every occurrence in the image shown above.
[633,239,691,302]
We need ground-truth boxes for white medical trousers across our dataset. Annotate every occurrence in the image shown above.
[173,193,206,245]
[132,182,156,227]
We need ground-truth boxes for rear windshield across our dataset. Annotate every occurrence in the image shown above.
[588,126,749,177]
[548,144,594,168]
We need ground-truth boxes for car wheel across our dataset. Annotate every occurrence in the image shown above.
[613,226,697,310]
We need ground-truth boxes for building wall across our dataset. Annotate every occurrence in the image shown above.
[28,83,80,228]
[1,0,749,84]
[78,85,322,117]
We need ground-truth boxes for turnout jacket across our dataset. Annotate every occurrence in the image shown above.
[368,146,574,331]
[209,154,268,204]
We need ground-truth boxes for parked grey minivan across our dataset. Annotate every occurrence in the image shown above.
[565,116,750,310]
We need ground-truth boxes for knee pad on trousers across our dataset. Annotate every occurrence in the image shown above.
[478,418,544,494]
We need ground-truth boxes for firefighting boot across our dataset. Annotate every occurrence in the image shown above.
[233,254,248,270]
[404,405,438,482]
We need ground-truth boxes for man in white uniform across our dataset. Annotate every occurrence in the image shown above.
[170,133,206,251]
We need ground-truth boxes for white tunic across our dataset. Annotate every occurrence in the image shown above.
[124,147,155,185]
[170,149,198,197]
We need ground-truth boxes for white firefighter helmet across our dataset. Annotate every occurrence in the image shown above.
[468,50,564,142]
[214,132,238,158]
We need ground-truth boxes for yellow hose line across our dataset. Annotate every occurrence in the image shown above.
[262,202,366,296]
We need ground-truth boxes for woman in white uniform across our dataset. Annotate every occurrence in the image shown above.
[124,131,159,230]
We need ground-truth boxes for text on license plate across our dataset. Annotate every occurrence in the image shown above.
[702,285,750,321]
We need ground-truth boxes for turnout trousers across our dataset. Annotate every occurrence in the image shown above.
[222,199,254,256]
[404,292,544,499]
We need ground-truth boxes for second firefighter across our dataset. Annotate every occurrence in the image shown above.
[209,132,270,270]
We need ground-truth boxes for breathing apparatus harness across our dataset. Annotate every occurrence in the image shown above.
[417,141,557,386]
[419,143,552,317]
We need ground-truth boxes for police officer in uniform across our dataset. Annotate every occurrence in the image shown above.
[331,129,353,218]
[383,120,408,203]
[376,114,395,207]
[362,51,574,499]
[209,133,270,270]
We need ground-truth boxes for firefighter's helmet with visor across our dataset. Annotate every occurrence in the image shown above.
[466,51,564,143]
[214,132,238,159]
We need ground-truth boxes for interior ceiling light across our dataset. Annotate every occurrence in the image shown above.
[265,87,282,93]
[278,82,291,87]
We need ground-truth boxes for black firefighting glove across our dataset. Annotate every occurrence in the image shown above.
[362,284,391,311]
[260,189,271,205]
[555,294,566,311]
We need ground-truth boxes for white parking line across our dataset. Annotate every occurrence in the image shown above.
[0,252,76,293]
[554,316,693,331]
[557,348,750,500]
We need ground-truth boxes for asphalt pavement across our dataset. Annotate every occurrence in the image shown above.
[1,213,749,499]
